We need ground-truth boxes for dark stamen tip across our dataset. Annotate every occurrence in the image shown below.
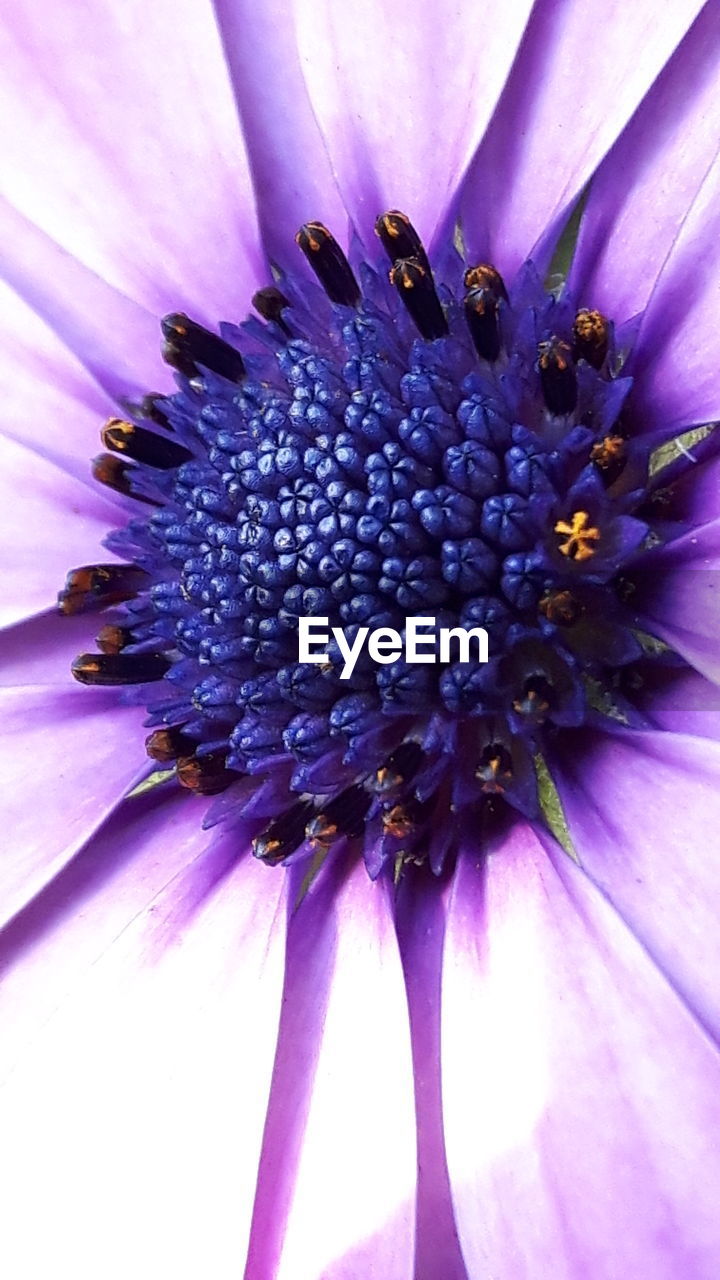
[71,651,170,686]
[375,210,430,271]
[306,784,371,848]
[253,799,316,864]
[137,394,172,429]
[537,336,578,416]
[252,286,292,334]
[305,812,340,850]
[389,256,449,340]
[96,624,133,655]
[177,750,235,795]
[295,222,361,307]
[161,312,246,383]
[464,287,502,362]
[463,262,508,302]
[372,740,424,794]
[91,453,156,504]
[101,418,191,471]
[59,564,149,616]
[145,726,196,763]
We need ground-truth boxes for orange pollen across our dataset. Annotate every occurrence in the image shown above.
[590,434,626,469]
[383,213,406,237]
[574,308,608,345]
[390,261,426,290]
[477,755,512,794]
[101,417,134,451]
[307,817,339,849]
[554,510,602,562]
[513,688,550,716]
[538,339,572,371]
[376,766,403,790]
[463,263,503,293]
[539,589,580,625]
[383,805,414,839]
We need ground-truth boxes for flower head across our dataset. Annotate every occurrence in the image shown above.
[3,2,720,1278]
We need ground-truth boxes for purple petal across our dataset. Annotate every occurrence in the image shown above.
[570,5,720,324]
[0,198,170,402]
[291,0,534,248]
[0,0,264,321]
[395,874,468,1280]
[665,449,720,526]
[553,728,720,1041]
[0,790,233,1075]
[631,521,720,682]
[457,0,706,279]
[0,274,127,484]
[0,434,122,628]
[212,0,348,266]
[443,824,720,1278]
[627,150,720,431]
[245,854,416,1279]
[0,841,287,1278]
[0,610,114,688]
[632,666,720,739]
[0,683,150,928]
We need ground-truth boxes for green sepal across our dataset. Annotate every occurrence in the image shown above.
[534,753,580,864]
[126,767,176,798]
[649,424,715,479]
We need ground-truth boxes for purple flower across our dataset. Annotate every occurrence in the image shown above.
[3,2,720,1277]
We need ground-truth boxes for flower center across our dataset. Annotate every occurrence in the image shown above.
[59,211,685,879]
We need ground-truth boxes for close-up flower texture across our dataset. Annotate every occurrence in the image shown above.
[3,1,720,1277]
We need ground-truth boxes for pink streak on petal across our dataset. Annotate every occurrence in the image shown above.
[245,853,416,1280]
[570,4,720,324]
[0,434,123,628]
[0,0,265,322]
[0,683,148,930]
[458,0,706,280]
[292,0,534,249]
[554,728,720,1042]
[0,845,287,1280]
[443,824,720,1279]
[212,0,347,267]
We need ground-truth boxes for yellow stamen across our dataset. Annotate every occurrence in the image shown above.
[554,510,602,562]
